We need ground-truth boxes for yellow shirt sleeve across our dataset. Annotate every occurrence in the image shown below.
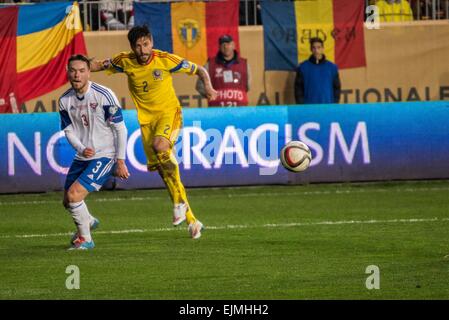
[164,52,198,75]
[106,52,129,74]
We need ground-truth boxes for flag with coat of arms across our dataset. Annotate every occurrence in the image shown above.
[134,0,239,65]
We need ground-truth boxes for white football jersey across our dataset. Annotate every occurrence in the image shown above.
[59,81,126,161]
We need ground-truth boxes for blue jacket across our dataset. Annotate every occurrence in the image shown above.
[295,55,341,104]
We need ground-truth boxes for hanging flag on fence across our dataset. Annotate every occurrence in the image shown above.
[134,0,239,66]
[261,0,366,71]
[0,1,87,113]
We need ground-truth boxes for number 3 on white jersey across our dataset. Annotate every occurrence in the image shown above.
[92,161,102,173]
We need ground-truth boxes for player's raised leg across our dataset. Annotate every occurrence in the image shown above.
[153,137,192,218]
[63,181,95,250]
[140,114,196,229]
[152,132,203,239]
[63,157,123,250]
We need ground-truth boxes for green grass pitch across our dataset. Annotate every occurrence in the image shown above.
[0,180,448,299]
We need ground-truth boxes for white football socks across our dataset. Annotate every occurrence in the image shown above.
[67,201,92,242]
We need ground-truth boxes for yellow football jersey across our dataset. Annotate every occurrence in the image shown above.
[107,49,198,124]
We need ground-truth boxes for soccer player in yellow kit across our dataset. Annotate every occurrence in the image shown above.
[91,25,217,239]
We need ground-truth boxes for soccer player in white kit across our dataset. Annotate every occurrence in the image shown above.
[59,55,130,250]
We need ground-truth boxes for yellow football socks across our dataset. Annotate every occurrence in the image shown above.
[156,150,196,224]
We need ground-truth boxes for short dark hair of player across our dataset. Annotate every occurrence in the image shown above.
[67,54,91,69]
[128,25,153,47]
[309,37,324,48]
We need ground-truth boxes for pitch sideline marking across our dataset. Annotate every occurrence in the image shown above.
[2,186,449,206]
[1,217,448,239]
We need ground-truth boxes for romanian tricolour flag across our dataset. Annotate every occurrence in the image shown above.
[134,0,239,66]
[261,0,366,71]
[0,2,86,113]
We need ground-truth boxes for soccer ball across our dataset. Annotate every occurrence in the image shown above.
[280,141,312,172]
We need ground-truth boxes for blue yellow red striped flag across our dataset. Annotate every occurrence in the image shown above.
[0,2,87,113]
[261,0,366,70]
[134,0,239,65]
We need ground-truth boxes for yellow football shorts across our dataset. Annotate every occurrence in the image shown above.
[140,108,183,171]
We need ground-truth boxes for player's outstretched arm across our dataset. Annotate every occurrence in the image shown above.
[196,65,218,101]
[89,58,110,72]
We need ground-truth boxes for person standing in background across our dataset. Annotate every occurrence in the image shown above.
[294,37,341,105]
[196,35,251,107]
